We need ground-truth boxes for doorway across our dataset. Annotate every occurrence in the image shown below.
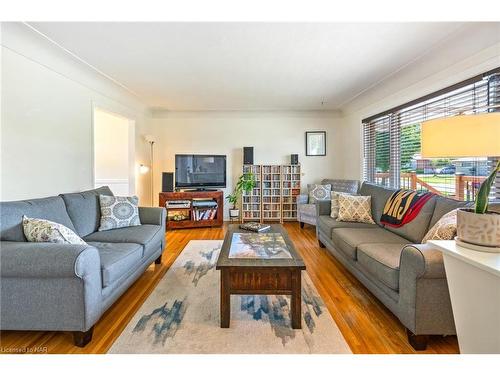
[93,107,135,195]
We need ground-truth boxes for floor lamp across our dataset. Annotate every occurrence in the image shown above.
[144,135,156,206]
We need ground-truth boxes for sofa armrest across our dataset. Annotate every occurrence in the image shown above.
[400,243,446,280]
[316,200,332,217]
[297,194,309,205]
[139,206,166,227]
[0,241,100,279]
[1,241,103,331]
[397,243,455,335]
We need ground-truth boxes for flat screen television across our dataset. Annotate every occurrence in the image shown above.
[175,154,227,189]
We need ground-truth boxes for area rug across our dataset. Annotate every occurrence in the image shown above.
[109,240,351,354]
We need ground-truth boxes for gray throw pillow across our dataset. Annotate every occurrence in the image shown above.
[98,195,141,231]
[308,184,332,204]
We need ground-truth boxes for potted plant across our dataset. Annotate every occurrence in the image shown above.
[226,172,256,219]
[457,160,500,251]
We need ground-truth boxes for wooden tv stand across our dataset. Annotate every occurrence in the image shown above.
[159,190,224,230]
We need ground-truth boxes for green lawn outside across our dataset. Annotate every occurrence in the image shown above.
[416,174,456,184]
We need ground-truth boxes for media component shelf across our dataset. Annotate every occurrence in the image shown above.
[159,190,223,230]
[241,164,301,223]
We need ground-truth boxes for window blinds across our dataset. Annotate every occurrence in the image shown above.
[362,68,500,200]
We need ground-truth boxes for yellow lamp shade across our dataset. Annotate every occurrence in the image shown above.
[421,113,500,158]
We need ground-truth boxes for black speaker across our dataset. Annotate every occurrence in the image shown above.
[243,147,254,165]
[162,172,174,192]
[291,154,299,165]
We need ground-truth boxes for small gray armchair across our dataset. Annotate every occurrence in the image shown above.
[297,179,359,228]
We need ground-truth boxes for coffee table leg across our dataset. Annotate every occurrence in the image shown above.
[291,270,301,329]
[220,270,230,328]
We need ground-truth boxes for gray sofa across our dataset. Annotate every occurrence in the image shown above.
[297,179,359,227]
[316,181,467,350]
[0,186,166,347]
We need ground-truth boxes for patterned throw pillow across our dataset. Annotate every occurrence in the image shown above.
[98,195,141,232]
[337,195,376,224]
[421,209,458,243]
[330,191,354,219]
[308,184,332,204]
[22,216,87,245]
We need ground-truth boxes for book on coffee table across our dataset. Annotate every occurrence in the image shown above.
[239,222,271,232]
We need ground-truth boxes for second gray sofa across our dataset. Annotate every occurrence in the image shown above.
[316,181,467,350]
[0,186,166,347]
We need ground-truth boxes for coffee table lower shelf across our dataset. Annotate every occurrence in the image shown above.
[218,266,303,329]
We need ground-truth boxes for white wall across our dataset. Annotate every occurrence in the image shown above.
[93,108,135,195]
[0,23,154,204]
[149,111,343,218]
[94,109,130,181]
[338,41,500,180]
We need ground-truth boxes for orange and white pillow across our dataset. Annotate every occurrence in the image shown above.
[337,195,375,224]
[22,216,87,245]
[330,191,353,219]
[421,209,458,243]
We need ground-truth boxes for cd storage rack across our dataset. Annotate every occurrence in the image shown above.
[241,164,301,223]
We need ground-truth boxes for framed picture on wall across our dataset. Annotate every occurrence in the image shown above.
[305,131,326,156]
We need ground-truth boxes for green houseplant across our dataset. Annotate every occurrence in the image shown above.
[457,160,500,251]
[226,172,257,218]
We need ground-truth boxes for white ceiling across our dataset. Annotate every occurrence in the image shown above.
[26,22,497,111]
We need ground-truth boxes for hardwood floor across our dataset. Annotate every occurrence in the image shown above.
[0,222,459,354]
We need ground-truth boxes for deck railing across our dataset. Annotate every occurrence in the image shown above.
[374,172,486,201]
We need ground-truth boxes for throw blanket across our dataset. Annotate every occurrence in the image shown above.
[380,189,434,227]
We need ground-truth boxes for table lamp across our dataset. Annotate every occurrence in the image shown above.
[421,113,500,158]
[421,112,500,252]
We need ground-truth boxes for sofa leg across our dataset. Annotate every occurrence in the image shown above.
[155,254,162,265]
[299,221,304,229]
[406,329,428,351]
[73,326,94,347]
[318,239,325,248]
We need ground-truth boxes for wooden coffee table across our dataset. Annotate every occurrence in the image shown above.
[216,224,306,329]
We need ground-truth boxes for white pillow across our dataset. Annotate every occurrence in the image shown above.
[22,216,87,245]
[337,195,376,224]
[330,191,354,219]
[422,209,458,243]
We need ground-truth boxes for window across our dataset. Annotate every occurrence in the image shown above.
[363,68,500,201]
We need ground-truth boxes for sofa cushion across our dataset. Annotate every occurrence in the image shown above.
[318,215,377,239]
[384,195,437,243]
[84,224,163,258]
[60,186,113,237]
[88,242,142,287]
[331,227,409,260]
[359,182,396,226]
[357,243,405,290]
[0,196,77,242]
[428,195,468,229]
